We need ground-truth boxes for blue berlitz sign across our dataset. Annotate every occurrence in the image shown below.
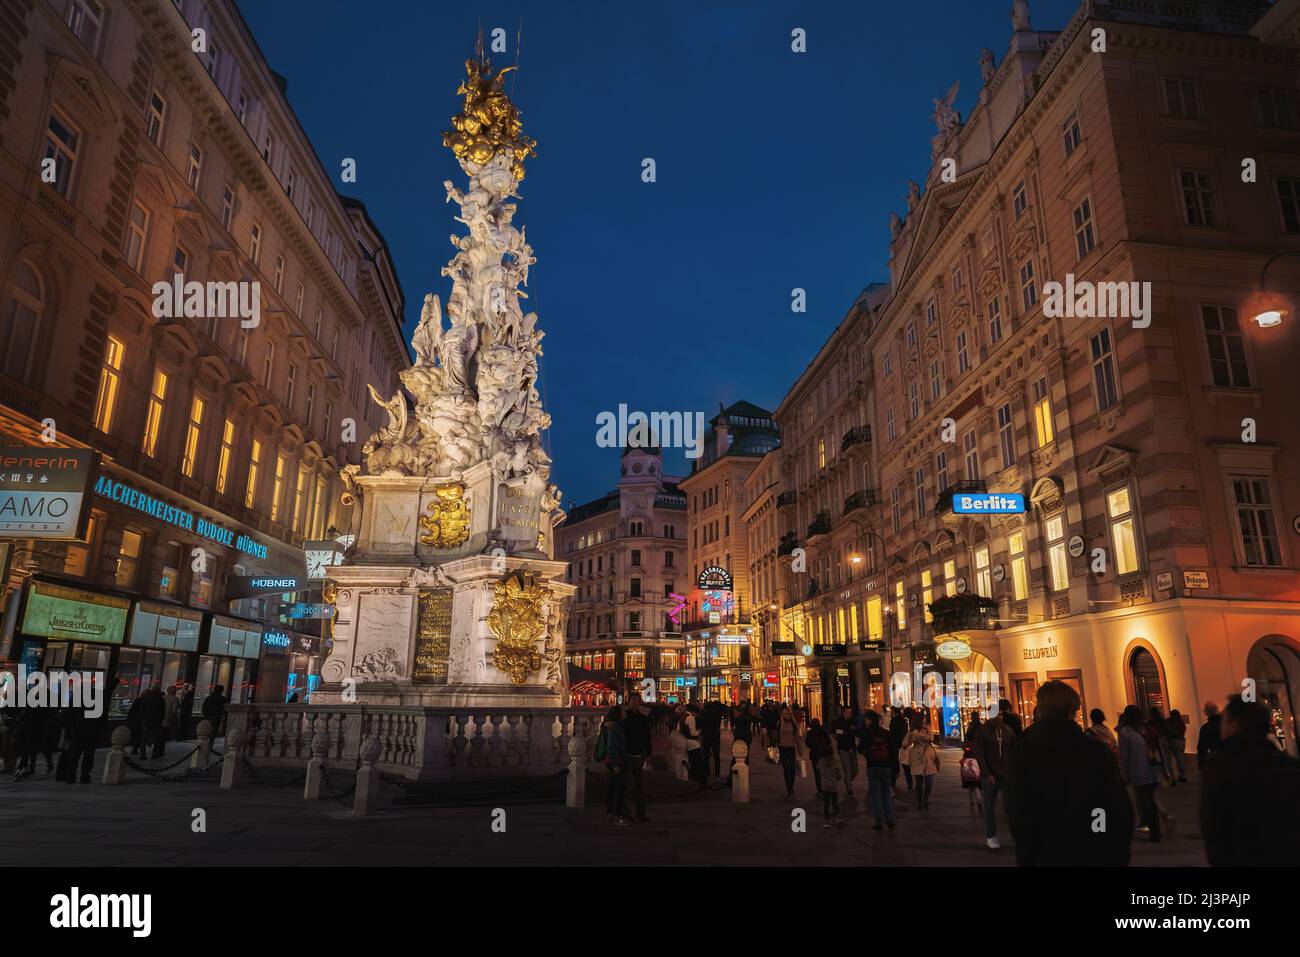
[952,492,1026,514]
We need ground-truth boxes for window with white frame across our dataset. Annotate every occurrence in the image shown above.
[1178,170,1217,227]
[220,187,234,231]
[1257,88,1297,130]
[294,283,304,316]
[956,330,970,373]
[964,429,980,480]
[883,350,892,377]
[274,255,285,292]
[921,568,934,622]
[44,109,79,198]
[943,558,957,597]
[93,335,124,434]
[1032,376,1053,447]
[1062,112,1082,157]
[914,467,926,518]
[952,264,963,291]
[1162,77,1200,118]
[125,201,148,272]
[988,296,1003,344]
[886,407,896,441]
[906,323,917,349]
[249,222,262,265]
[1045,514,1069,591]
[975,546,991,597]
[1009,529,1029,601]
[997,402,1015,470]
[1201,304,1250,388]
[926,299,937,326]
[1107,486,1140,575]
[1019,258,1038,310]
[1090,328,1120,411]
[262,339,275,388]
[1230,474,1283,567]
[929,360,941,400]
[909,382,920,419]
[1073,197,1097,258]
[147,90,167,146]
[285,363,296,407]
[936,450,949,493]
[236,93,248,125]
[1012,180,1028,220]
[65,0,105,55]
[172,244,189,275]
[187,144,202,189]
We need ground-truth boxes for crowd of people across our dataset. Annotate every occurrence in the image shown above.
[590,686,1300,864]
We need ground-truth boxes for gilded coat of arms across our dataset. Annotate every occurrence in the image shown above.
[418,483,471,548]
[486,571,550,685]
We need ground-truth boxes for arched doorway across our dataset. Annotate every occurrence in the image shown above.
[1246,637,1300,758]
[1128,646,1166,715]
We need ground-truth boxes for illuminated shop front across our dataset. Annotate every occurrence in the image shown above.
[257,629,324,703]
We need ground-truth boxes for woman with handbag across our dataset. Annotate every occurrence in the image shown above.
[901,714,940,811]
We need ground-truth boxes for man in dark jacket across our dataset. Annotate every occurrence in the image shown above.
[1200,696,1300,866]
[621,693,652,822]
[1196,701,1221,774]
[973,707,1018,849]
[201,684,227,739]
[998,698,1023,736]
[1004,680,1133,866]
[177,684,195,741]
[831,706,858,796]
[699,700,723,778]
[140,686,166,759]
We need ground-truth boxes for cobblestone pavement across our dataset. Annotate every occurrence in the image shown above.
[0,732,1208,866]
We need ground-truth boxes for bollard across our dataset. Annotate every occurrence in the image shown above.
[304,729,330,800]
[797,747,810,780]
[353,735,382,816]
[191,720,212,769]
[731,739,750,803]
[669,729,689,781]
[219,730,244,789]
[565,734,586,808]
[102,726,131,785]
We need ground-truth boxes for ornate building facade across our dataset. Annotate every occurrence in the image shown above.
[0,0,407,713]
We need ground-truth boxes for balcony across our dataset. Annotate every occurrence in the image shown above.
[927,594,999,637]
[807,511,832,540]
[841,425,872,454]
[843,489,876,517]
[777,532,799,557]
[934,479,987,515]
[776,490,798,509]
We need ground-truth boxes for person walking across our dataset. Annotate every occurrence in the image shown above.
[160,685,179,756]
[973,706,1018,849]
[777,705,800,798]
[201,684,227,741]
[1083,708,1119,762]
[888,706,910,792]
[1004,680,1134,866]
[1163,709,1189,783]
[178,684,195,741]
[700,700,723,779]
[1199,696,1300,865]
[817,741,845,828]
[1146,707,1173,786]
[141,686,166,759]
[12,702,54,780]
[901,715,940,812]
[681,704,708,789]
[1196,701,1222,774]
[964,710,983,743]
[831,705,859,797]
[622,693,651,822]
[805,717,831,795]
[597,706,631,826]
[1118,705,1171,842]
[761,703,780,761]
[125,691,145,756]
[860,710,896,831]
[998,699,1023,736]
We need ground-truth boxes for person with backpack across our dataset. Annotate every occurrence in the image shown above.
[860,710,896,831]
[595,706,631,826]
[1163,709,1189,784]
[680,704,708,789]
[888,706,910,792]
[901,714,940,811]
[805,718,831,796]
[960,740,983,811]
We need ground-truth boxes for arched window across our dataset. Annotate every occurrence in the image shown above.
[1129,647,1164,714]
[2,260,45,382]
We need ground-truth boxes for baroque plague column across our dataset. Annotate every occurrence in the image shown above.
[315,51,573,707]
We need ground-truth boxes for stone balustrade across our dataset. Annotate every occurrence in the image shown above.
[225,704,605,782]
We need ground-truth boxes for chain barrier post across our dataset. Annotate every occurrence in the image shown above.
[730,739,750,803]
[219,729,244,789]
[565,732,585,808]
[191,720,213,769]
[353,735,382,816]
[101,725,131,785]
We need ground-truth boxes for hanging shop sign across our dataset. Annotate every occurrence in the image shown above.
[208,616,263,659]
[0,448,97,539]
[1068,535,1086,558]
[129,600,202,651]
[992,564,1006,583]
[814,643,847,658]
[771,641,796,655]
[858,637,886,652]
[764,670,779,686]
[697,565,733,590]
[740,671,752,682]
[936,637,973,661]
[20,581,129,644]
[95,475,268,559]
[227,576,308,600]
[951,493,1026,514]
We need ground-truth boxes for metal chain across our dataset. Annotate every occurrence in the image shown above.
[239,755,307,788]
[122,746,207,776]
[319,764,357,803]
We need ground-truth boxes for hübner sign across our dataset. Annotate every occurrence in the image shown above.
[0,448,97,539]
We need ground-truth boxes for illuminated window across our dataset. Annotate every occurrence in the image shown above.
[141,368,168,457]
[1010,530,1028,601]
[182,394,205,476]
[818,438,826,469]
[891,486,901,534]
[921,569,933,622]
[114,529,142,589]
[895,580,906,628]
[245,439,262,508]
[944,559,957,597]
[867,596,883,640]
[216,419,235,494]
[850,603,859,641]
[270,451,286,523]
[312,475,327,537]
[837,607,847,644]
[1046,514,1069,592]
[292,464,308,532]
[1108,487,1139,575]
[1032,376,1054,447]
[93,336,124,433]
[975,546,991,597]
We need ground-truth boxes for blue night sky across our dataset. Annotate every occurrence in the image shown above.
[239,0,1081,508]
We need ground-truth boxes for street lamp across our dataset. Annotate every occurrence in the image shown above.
[1247,250,1299,328]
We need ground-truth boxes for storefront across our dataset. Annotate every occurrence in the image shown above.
[16,580,129,701]
[194,614,263,716]
[111,599,204,718]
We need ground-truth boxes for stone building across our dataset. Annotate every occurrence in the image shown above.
[777,0,1300,746]
[0,0,407,714]
[557,446,688,705]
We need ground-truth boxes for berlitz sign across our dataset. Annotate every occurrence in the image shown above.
[952,493,1026,514]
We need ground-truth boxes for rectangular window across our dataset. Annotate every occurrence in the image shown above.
[125,201,148,272]
[987,296,1003,344]
[45,109,80,197]
[220,187,234,231]
[1107,486,1139,575]
[263,339,275,388]
[956,330,970,373]
[1046,515,1069,592]
[270,452,286,523]
[883,351,893,377]
[1013,180,1028,220]
[1073,197,1097,258]
[1032,376,1053,447]
[187,144,202,189]
[305,381,316,427]
[181,394,204,477]
[1062,112,1082,157]
[1163,77,1199,118]
[926,299,937,326]
[886,408,896,441]
[65,0,105,55]
[245,439,261,508]
[323,400,333,444]
[943,559,957,598]
[952,264,963,291]
[1232,475,1283,567]
[1257,88,1297,130]
[236,93,248,125]
[1178,170,1217,227]
[891,487,902,534]
[929,360,941,400]
[142,368,168,457]
[292,465,308,532]
[906,323,917,348]
[914,466,926,517]
[172,244,189,275]
[249,222,262,264]
[1010,530,1028,601]
[1279,178,1300,233]
[630,578,641,599]
[1201,304,1250,388]
[936,450,949,493]
[975,546,991,597]
[114,529,143,589]
[216,419,235,494]
[93,336,125,433]
[146,90,166,146]
[274,255,285,292]
[997,403,1015,470]
[921,569,933,623]
[1090,328,1120,411]
[1019,259,1038,310]
[866,595,883,641]
[909,382,920,420]
[964,429,980,480]
[295,283,305,317]
[895,579,906,629]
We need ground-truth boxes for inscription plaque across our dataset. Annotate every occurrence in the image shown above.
[413,587,453,684]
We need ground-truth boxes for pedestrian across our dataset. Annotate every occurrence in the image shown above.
[964,710,983,743]
[596,706,631,826]
[901,714,940,811]
[959,741,982,810]
[178,684,195,741]
[1118,705,1172,842]
[1163,709,1189,783]
[860,710,896,831]
[777,705,800,798]
[1199,695,1300,866]
[700,700,723,779]
[1146,707,1172,785]
[141,685,165,759]
[125,690,145,756]
[55,676,113,784]
[1083,707,1119,762]
[160,685,179,756]
[681,704,708,789]
[973,704,1018,849]
[201,684,227,740]
[1003,680,1134,866]
[818,742,844,828]
[831,705,859,797]
[998,698,1023,736]
[12,697,54,780]
[1196,701,1221,773]
[805,717,831,795]
[622,693,651,822]
[888,706,910,791]
[761,703,780,760]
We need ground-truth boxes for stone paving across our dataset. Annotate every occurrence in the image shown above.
[0,732,1208,866]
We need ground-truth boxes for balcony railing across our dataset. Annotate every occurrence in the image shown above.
[778,532,799,557]
[934,479,987,515]
[843,489,876,514]
[927,594,999,636]
[776,490,798,508]
[841,425,872,453]
[807,511,832,538]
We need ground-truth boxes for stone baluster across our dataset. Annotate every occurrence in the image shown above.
[304,729,330,800]
[469,714,487,767]
[191,720,213,769]
[353,736,382,816]
[557,714,572,767]
[453,713,470,766]
[219,729,245,789]
[566,732,586,808]
[488,714,507,767]
[102,726,131,785]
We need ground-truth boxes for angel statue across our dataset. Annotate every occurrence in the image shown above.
[413,293,443,368]
[1012,0,1032,31]
[932,81,961,135]
[363,384,419,474]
